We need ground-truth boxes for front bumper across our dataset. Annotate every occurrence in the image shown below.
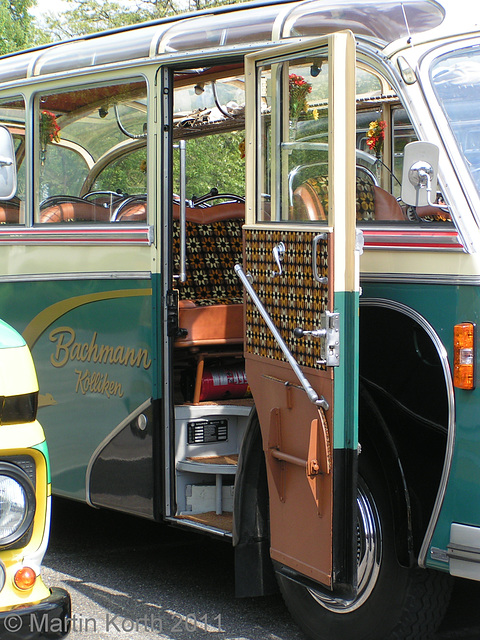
[0,587,71,639]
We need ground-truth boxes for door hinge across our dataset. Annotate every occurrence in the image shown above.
[166,289,187,339]
[294,310,340,367]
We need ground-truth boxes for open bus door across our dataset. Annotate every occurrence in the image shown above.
[241,32,359,594]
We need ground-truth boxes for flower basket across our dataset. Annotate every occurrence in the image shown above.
[40,110,60,164]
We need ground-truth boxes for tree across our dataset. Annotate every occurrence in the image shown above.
[38,0,160,41]
[0,0,36,54]
[37,0,245,43]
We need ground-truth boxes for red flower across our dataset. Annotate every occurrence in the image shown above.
[40,110,60,146]
[289,74,312,120]
[366,120,386,156]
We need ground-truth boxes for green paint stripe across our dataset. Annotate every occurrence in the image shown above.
[333,290,359,451]
[32,439,51,484]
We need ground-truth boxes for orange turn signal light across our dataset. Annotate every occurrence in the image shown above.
[14,566,36,590]
[454,322,475,390]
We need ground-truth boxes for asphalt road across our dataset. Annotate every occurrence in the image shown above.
[41,498,480,640]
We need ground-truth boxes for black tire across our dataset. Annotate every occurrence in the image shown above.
[276,457,452,640]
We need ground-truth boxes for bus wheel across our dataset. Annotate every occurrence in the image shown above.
[276,463,452,640]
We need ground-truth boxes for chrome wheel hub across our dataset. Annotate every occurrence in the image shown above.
[309,482,382,613]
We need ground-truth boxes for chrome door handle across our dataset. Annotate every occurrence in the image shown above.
[271,242,285,277]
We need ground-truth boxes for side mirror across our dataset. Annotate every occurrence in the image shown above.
[0,125,17,200]
[401,141,439,207]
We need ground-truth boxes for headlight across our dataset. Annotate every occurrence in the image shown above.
[0,462,35,547]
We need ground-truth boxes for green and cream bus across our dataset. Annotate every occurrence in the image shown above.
[0,0,476,637]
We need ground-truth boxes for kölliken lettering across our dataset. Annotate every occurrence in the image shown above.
[49,327,151,370]
[75,369,124,398]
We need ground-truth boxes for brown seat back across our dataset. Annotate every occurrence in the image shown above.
[40,201,111,223]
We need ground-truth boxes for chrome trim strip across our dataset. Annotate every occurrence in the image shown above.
[361,272,480,286]
[85,398,152,507]
[0,272,151,283]
[447,543,480,563]
[362,229,463,251]
[359,298,455,568]
[0,225,153,245]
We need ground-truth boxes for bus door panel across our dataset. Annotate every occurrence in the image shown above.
[243,33,359,591]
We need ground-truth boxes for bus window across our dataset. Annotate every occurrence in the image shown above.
[431,45,480,193]
[92,147,147,196]
[354,68,451,224]
[392,106,418,198]
[0,96,25,225]
[36,77,148,224]
[257,56,330,222]
[173,131,245,202]
[172,72,245,202]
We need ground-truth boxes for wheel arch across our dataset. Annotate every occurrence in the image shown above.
[359,298,455,568]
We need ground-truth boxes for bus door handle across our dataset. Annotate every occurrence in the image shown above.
[271,242,285,277]
[174,140,187,283]
[313,233,328,285]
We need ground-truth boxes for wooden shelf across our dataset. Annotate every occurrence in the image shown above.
[175,511,233,533]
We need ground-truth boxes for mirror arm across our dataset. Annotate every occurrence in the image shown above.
[420,170,450,212]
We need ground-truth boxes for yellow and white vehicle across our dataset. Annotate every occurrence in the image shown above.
[0,319,70,638]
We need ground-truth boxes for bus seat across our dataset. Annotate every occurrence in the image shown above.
[373,186,405,221]
[293,175,406,222]
[415,204,451,222]
[175,299,244,347]
[173,202,244,347]
[0,202,20,224]
[116,202,147,222]
[39,201,111,223]
[172,201,245,224]
[292,181,326,221]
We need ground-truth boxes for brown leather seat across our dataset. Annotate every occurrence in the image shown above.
[0,202,20,224]
[373,186,405,220]
[292,182,326,221]
[175,300,243,347]
[116,202,147,222]
[293,175,406,222]
[40,201,111,223]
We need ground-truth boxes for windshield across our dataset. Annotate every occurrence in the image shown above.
[431,44,480,195]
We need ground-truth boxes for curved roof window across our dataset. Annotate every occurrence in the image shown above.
[158,7,280,54]
[283,0,445,44]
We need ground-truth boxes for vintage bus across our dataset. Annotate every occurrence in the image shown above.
[0,0,476,637]
[0,319,70,638]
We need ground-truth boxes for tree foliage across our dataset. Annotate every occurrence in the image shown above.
[37,0,244,42]
[0,0,36,54]
[39,0,166,41]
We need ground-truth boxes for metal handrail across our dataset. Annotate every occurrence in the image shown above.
[235,263,329,410]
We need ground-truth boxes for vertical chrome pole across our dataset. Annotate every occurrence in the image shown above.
[178,139,187,282]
